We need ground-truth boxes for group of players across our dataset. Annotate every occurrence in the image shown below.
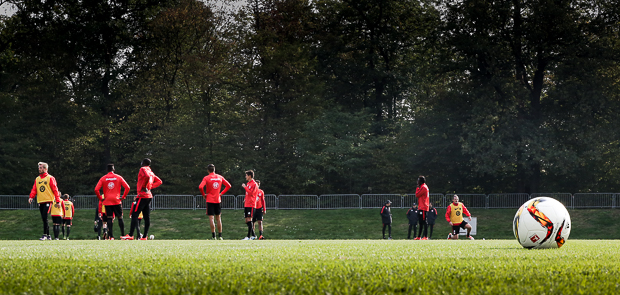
[29,160,267,241]
[380,176,474,240]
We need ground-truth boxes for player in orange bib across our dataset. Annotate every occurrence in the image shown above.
[61,194,74,240]
[28,162,62,240]
[241,170,258,240]
[50,192,64,240]
[445,195,474,240]
[198,164,231,240]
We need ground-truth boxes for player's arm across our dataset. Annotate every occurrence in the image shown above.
[260,191,266,213]
[62,202,66,216]
[50,176,61,204]
[445,206,452,225]
[462,204,472,221]
[120,177,130,200]
[94,178,104,201]
[220,178,232,196]
[152,175,162,189]
[29,181,37,203]
[198,177,207,197]
[71,203,74,217]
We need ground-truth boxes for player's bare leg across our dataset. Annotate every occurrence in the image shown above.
[215,215,222,238]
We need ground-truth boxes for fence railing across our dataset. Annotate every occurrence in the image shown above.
[2,193,618,210]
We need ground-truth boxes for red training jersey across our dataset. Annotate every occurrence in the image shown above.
[136,166,162,198]
[255,189,266,210]
[416,183,430,211]
[29,173,61,203]
[198,173,231,203]
[243,179,258,208]
[94,172,130,205]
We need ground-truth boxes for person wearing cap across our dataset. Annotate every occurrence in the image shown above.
[380,200,393,240]
[426,202,438,239]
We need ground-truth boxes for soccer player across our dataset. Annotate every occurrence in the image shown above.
[252,180,266,240]
[446,195,474,240]
[415,176,429,240]
[50,193,64,240]
[28,162,62,240]
[380,200,393,240]
[241,170,258,240]
[427,203,438,239]
[127,158,162,240]
[61,194,74,240]
[94,197,110,240]
[94,164,131,240]
[406,203,418,240]
[129,200,144,239]
[198,164,231,240]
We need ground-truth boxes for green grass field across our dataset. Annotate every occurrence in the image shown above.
[0,239,618,294]
[1,208,617,240]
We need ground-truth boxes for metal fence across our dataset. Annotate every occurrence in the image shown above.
[2,193,618,210]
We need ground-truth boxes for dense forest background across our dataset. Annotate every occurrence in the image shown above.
[1,0,620,196]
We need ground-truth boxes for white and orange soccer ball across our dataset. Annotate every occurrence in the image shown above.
[513,197,571,249]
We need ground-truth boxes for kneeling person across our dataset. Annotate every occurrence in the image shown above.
[446,195,474,240]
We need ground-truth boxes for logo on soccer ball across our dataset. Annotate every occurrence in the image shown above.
[213,182,219,189]
[107,182,115,190]
[529,234,540,243]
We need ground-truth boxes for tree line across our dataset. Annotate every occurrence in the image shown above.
[1,0,620,196]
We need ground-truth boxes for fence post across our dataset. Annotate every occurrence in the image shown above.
[485,195,489,209]
[359,195,362,209]
[317,195,320,210]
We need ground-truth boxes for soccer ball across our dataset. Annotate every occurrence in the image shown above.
[149,235,154,240]
[513,197,571,249]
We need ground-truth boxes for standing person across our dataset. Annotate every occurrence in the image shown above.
[427,203,438,239]
[129,200,144,239]
[50,194,64,240]
[446,195,474,240]
[28,162,62,240]
[241,170,258,240]
[406,204,419,240]
[380,200,393,240]
[61,194,74,240]
[198,164,231,240]
[252,180,266,240]
[94,197,110,240]
[415,176,429,240]
[94,164,131,240]
[127,158,162,240]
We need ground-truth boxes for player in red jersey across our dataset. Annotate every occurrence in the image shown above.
[29,162,62,240]
[252,180,266,240]
[127,158,162,240]
[129,200,144,239]
[198,164,231,240]
[241,170,258,240]
[415,176,430,240]
[94,164,130,240]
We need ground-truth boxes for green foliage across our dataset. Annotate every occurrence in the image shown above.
[0,239,619,294]
[1,0,620,196]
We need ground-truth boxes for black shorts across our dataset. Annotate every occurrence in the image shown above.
[105,204,123,220]
[417,210,427,224]
[452,220,469,234]
[244,207,253,218]
[206,202,221,216]
[52,216,63,224]
[63,219,72,226]
[252,208,263,222]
